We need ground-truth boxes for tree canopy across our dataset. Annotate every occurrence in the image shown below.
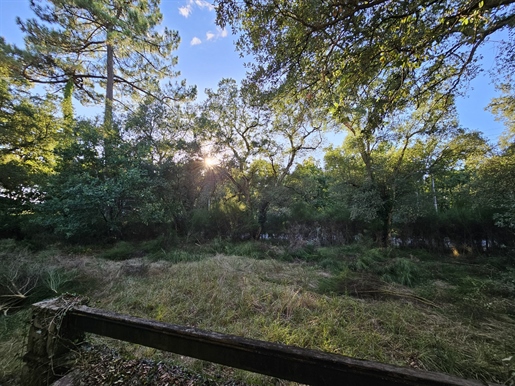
[17,0,196,124]
[215,0,514,109]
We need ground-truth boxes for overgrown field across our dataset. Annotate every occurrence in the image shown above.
[1,239,514,385]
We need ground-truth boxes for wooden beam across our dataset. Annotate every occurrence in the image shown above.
[68,305,489,386]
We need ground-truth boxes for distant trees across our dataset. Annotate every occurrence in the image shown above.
[1,0,515,251]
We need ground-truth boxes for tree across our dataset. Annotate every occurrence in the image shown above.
[255,93,325,235]
[324,93,485,246]
[198,79,325,238]
[216,0,514,105]
[124,97,206,238]
[125,96,199,165]
[0,39,62,237]
[475,148,515,237]
[35,119,162,241]
[198,78,269,236]
[17,0,195,126]
[488,83,515,149]
[281,158,340,242]
[481,80,515,241]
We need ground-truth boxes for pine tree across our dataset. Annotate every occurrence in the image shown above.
[18,0,195,128]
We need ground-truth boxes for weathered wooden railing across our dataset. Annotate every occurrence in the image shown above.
[23,297,493,386]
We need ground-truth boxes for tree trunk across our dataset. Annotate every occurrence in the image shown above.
[379,188,394,248]
[103,37,115,169]
[105,40,114,131]
[256,201,270,239]
[431,175,438,213]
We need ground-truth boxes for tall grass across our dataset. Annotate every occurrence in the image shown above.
[0,241,97,384]
[93,254,514,385]
[1,240,514,385]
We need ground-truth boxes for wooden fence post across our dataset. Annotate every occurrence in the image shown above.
[22,296,86,386]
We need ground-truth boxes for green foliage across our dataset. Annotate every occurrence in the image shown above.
[18,0,195,118]
[488,83,515,150]
[216,0,506,114]
[32,119,170,242]
[197,79,326,240]
[0,0,514,253]
[0,44,63,237]
[210,0,513,250]
[475,148,515,233]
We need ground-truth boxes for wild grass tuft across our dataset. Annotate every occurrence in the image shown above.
[99,241,137,261]
[381,258,420,287]
[43,268,78,295]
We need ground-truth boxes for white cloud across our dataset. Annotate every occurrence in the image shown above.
[190,37,202,46]
[204,28,229,42]
[180,0,214,17]
[179,5,192,17]
[195,0,215,11]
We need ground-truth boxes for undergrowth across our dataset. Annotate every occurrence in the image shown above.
[0,239,514,385]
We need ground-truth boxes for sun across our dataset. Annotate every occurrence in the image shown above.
[204,157,219,168]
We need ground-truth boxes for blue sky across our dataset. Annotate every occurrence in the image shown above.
[0,0,506,145]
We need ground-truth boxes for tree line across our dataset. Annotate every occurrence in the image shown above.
[1,0,514,252]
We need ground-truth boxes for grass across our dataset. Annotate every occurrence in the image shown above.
[0,309,29,385]
[0,240,514,385]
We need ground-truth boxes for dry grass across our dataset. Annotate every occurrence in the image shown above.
[1,244,514,385]
[83,254,514,385]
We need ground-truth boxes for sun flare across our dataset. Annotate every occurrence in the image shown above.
[204,157,219,168]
